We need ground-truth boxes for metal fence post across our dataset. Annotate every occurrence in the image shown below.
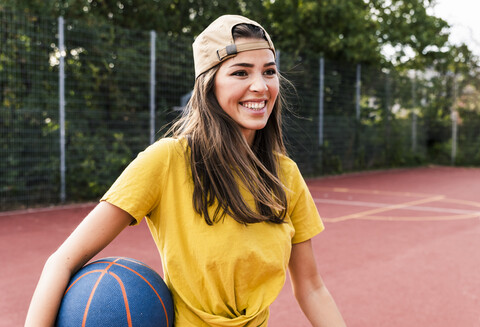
[319,57,325,147]
[356,64,361,120]
[451,74,457,165]
[451,111,457,165]
[411,72,417,153]
[149,31,156,144]
[58,16,66,203]
[385,71,391,162]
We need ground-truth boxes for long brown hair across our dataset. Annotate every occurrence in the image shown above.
[169,23,289,225]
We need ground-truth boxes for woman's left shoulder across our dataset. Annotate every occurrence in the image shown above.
[275,153,302,180]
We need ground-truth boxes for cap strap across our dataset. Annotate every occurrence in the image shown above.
[216,40,272,61]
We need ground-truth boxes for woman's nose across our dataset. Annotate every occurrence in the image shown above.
[249,74,268,92]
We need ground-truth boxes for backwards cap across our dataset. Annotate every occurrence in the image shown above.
[192,15,275,79]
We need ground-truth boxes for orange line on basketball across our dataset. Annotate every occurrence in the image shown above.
[82,261,117,327]
[64,270,105,295]
[96,261,170,327]
[109,272,133,327]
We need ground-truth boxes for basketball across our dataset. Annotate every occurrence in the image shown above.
[56,257,173,327]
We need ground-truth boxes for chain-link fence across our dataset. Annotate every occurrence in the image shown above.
[1,9,479,210]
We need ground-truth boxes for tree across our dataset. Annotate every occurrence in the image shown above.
[372,0,450,68]
[3,0,455,67]
[263,0,381,63]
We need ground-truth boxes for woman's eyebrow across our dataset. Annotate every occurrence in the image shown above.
[228,62,277,68]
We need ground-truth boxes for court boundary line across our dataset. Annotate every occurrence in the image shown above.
[311,186,480,223]
[314,198,480,215]
[322,196,445,223]
[322,213,480,222]
[0,202,97,218]
[309,186,439,198]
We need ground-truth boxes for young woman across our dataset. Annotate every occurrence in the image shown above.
[26,15,346,327]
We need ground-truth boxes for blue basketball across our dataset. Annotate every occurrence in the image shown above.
[56,257,173,327]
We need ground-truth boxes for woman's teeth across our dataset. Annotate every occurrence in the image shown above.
[241,101,266,110]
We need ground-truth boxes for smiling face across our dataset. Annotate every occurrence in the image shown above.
[214,38,279,145]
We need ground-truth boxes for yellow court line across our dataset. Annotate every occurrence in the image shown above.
[322,213,480,222]
[309,186,438,199]
[443,198,480,208]
[324,195,445,223]
[310,186,480,222]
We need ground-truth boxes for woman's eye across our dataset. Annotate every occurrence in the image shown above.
[264,69,277,76]
[232,71,247,77]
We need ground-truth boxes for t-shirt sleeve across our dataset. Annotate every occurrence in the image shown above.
[287,162,324,244]
[101,139,173,225]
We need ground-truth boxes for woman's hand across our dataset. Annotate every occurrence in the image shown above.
[25,202,134,327]
[289,239,346,327]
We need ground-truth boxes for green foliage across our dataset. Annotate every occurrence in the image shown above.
[2,0,459,67]
[0,10,59,208]
[454,110,480,166]
[1,2,480,210]
[265,0,381,63]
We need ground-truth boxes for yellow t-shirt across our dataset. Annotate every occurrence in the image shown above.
[101,138,324,327]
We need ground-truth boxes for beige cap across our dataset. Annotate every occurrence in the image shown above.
[192,15,275,78]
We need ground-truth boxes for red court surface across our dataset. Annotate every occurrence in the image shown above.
[1,166,479,326]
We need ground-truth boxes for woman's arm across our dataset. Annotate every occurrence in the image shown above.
[25,201,134,327]
[289,239,346,327]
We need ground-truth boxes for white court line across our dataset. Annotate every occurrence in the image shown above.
[314,198,480,215]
